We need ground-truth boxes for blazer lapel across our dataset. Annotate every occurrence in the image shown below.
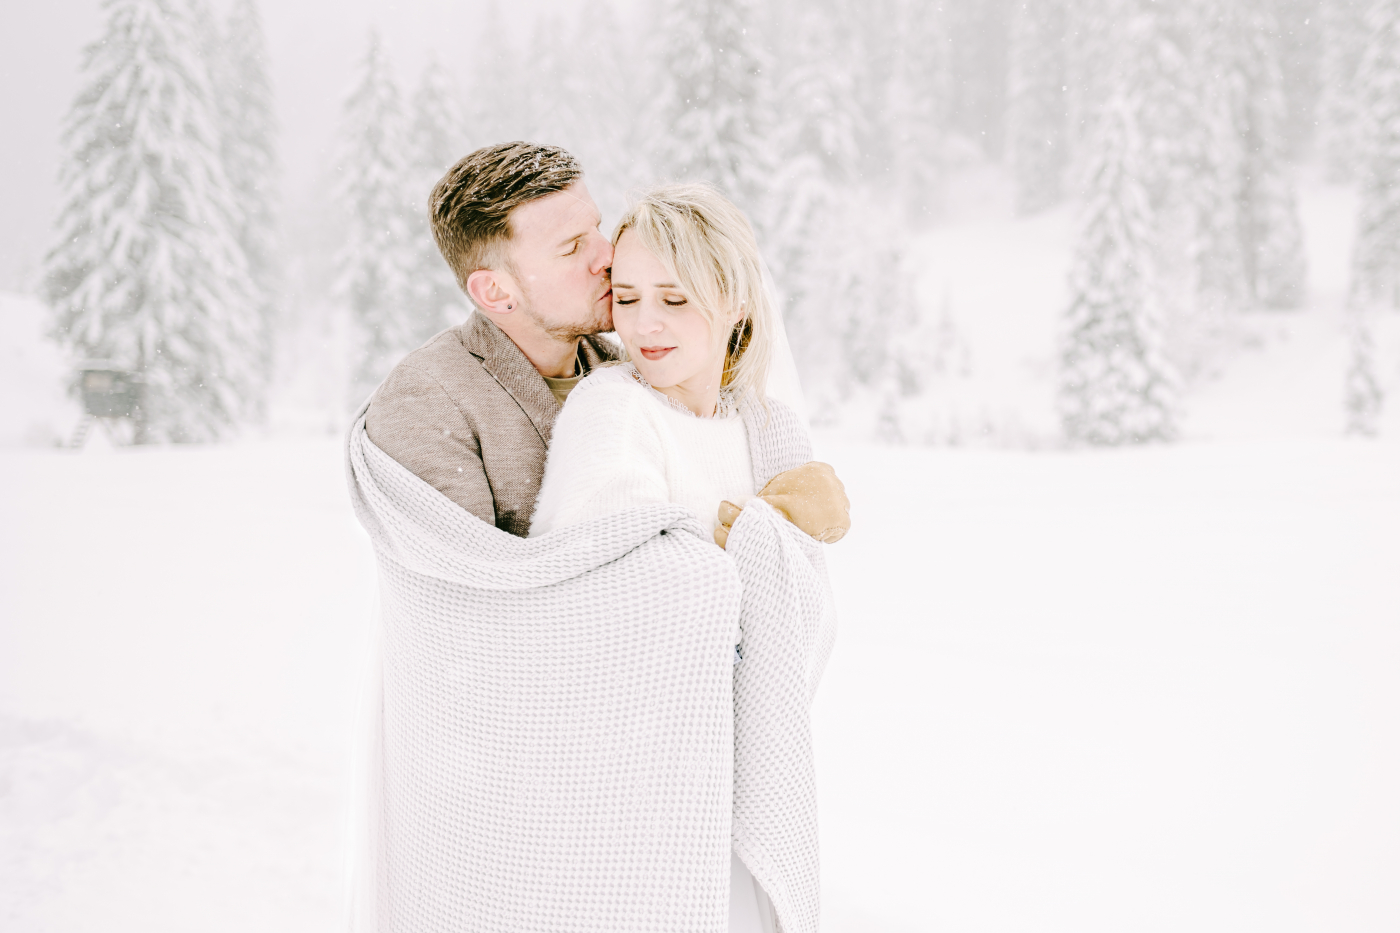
[462,312,561,445]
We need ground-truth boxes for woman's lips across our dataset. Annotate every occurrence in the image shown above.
[639,346,674,361]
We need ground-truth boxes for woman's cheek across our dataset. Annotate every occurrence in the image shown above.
[611,303,633,344]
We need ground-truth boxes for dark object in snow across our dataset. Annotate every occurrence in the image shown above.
[69,362,144,447]
[78,363,143,419]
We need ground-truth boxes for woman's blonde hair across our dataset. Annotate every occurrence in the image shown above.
[612,183,774,402]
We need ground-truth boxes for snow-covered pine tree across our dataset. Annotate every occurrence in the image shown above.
[523,13,565,144]
[335,30,416,396]
[1273,0,1323,161]
[651,0,778,233]
[1065,0,1184,187]
[1198,0,1308,310]
[43,0,263,443]
[463,4,528,143]
[1059,92,1177,445]
[820,0,910,200]
[944,0,1012,160]
[1064,0,1120,160]
[1105,2,1209,383]
[1119,0,1196,207]
[836,202,923,392]
[1319,0,1368,182]
[1344,316,1384,433]
[408,56,464,219]
[572,4,645,222]
[1343,0,1400,433]
[1187,5,1250,319]
[525,2,636,222]
[764,0,860,295]
[405,55,469,345]
[1350,0,1400,313]
[762,0,891,416]
[221,0,278,375]
[1008,0,1068,214]
[885,0,952,225]
[1241,14,1310,313]
[759,0,945,430]
[775,0,862,184]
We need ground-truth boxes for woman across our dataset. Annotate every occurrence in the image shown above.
[529,183,774,543]
[529,183,788,932]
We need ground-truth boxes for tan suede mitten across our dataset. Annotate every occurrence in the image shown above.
[714,460,851,548]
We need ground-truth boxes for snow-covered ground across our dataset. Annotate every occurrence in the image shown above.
[3,173,1399,930]
[814,437,1400,932]
[2,429,1396,931]
[0,438,373,931]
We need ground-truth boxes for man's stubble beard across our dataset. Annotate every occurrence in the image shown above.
[519,281,614,341]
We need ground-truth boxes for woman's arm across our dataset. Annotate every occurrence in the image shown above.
[528,382,672,536]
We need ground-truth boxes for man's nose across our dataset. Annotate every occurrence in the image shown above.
[589,232,613,276]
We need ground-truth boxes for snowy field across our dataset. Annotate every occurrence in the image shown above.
[4,175,1400,931]
[815,438,1400,932]
[2,428,1397,932]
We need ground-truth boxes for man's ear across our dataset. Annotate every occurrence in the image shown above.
[467,269,519,317]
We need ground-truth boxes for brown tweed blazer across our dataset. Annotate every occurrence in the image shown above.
[365,312,623,537]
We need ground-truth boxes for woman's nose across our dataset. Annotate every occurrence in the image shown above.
[635,303,665,334]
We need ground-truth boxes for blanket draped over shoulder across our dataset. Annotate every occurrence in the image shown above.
[345,394,837,933]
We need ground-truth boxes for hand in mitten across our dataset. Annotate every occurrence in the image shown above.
[714,460,851,548]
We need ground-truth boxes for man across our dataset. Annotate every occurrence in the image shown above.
[367,140,847,542]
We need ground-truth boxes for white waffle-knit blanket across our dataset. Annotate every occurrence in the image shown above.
[344,395,837,933]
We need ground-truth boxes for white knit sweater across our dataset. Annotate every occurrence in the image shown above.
[530,365,756,537]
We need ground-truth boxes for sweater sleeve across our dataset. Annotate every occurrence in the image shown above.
[366,364,495,526]
[528,381,671,536]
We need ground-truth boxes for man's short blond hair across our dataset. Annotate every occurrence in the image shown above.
[429,142,582,295]
[612,184,774,402]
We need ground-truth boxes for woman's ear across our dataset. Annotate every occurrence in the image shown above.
[467,269,519,316]
[731,299,748,330]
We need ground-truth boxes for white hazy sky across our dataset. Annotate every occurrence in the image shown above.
[0,0,600,293]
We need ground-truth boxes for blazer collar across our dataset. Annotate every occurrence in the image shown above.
[460,312,561,444]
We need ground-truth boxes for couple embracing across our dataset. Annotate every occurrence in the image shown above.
[346,141,851,933]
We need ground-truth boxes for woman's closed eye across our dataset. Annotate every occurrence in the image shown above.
[613,295,687,308]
